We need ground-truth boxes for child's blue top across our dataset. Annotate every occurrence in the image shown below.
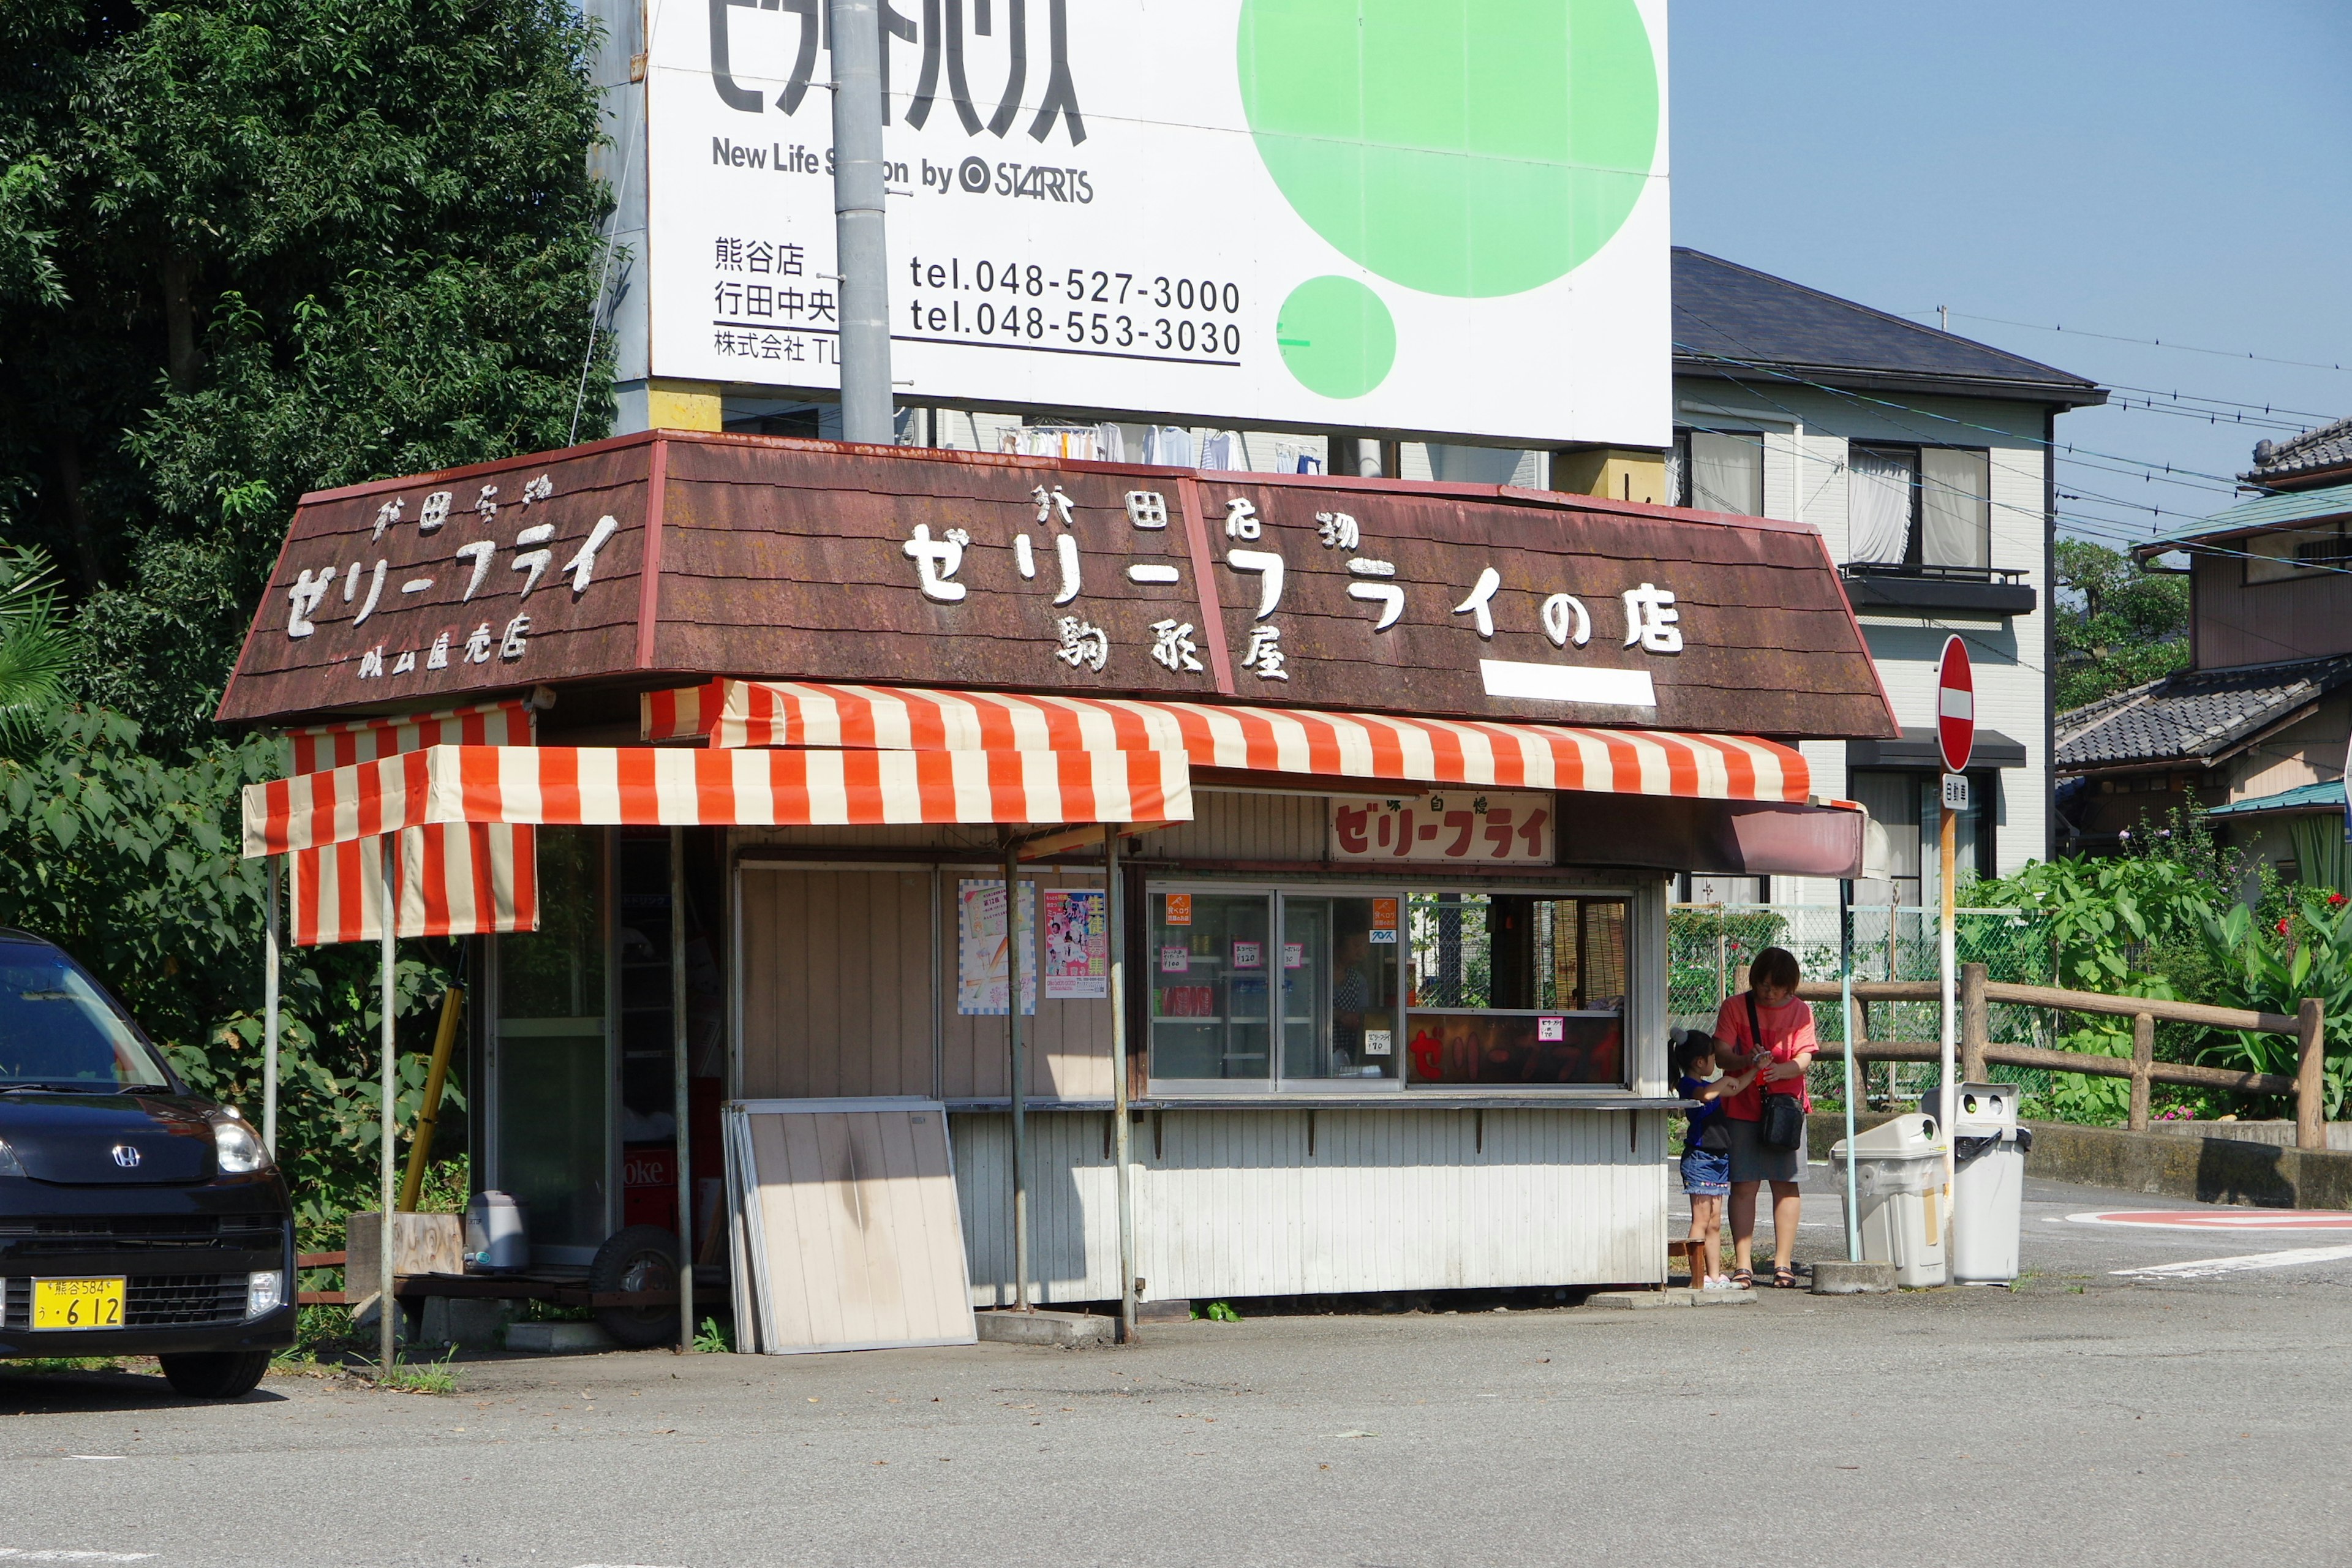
[1679,1073,1724,1144]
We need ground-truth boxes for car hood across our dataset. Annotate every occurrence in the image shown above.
[0,1093,217,1185]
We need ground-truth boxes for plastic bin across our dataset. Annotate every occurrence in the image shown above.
[466,1190,530,1273]
[1949,1082,2032,1284]
[1831,1112,1948,1288]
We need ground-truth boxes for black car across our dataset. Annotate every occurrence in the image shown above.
[0,930,295,1398]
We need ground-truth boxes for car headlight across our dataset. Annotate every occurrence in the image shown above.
[246,1269,287,1317]
[0,1137,22,1177]
[212,1114,270,1174]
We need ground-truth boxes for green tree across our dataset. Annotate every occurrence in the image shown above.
[2053,538,2190,713]
[1,0,614,750]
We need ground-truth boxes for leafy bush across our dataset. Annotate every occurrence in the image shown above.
[0,701,457,1246]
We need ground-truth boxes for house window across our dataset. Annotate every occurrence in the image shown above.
[2244,526,2351,585]
[1672,431,1764,516]
[1847,445,1992,575]
[1848,769,1997,907]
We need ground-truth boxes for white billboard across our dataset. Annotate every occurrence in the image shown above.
[643,0,1669,447]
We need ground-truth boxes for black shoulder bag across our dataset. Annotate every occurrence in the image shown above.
[1749,992,1807,1152]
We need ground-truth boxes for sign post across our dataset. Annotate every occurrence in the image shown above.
[1935,635,1975,1240]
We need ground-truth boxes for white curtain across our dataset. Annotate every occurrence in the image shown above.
[1848,448,1915,564]
[1689,432,1763,515]
[1920,448,1991,570]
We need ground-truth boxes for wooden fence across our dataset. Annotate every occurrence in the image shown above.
[1793,964,2329,1150]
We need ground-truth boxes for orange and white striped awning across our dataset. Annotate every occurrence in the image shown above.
[243,742,1191,859]
[285,701,538,944]
[641,680,1814,805]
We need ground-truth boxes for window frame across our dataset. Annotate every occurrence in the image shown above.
[1846,442,1994,576]
[1142,875,1645,1098]
[1671,427,1765,516]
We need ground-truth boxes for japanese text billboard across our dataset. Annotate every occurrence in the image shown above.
[643,0,1669,447]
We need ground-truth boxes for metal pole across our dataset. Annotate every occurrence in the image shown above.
[263,856,281,1156]
[378,836,399,1374]
[1840,878,1860,1264]
[1105,826,1137,1343]
[671,828,696,1352]
[1005,845,1030,1310]
[1938,804,1958,1241]
[827,0,894,444]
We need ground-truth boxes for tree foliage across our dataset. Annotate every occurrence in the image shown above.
[2052,538,2190,714]
[0,0,612,1229]
[1,0,614,749]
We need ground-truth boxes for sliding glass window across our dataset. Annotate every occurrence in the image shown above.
[1147,883,1629,1093]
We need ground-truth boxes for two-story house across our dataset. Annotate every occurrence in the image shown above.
[1668,250,2104,907]
[2057,418,2352,891]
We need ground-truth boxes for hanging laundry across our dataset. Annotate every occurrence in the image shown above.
[1144,426,1194,469]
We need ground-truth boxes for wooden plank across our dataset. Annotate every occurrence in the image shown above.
[1813,1038,2296,1095]
[1796,978,2296,1034]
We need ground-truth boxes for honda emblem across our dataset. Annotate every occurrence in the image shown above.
[110,1144,141,1169]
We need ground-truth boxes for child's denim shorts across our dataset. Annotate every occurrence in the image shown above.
[1680,1146,1731,1197]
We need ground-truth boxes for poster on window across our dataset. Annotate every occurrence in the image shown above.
[1330,791,1555,864]
[1042,888,1109,1000]
[957,878,1036,1016]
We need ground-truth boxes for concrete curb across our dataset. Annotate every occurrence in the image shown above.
[1808,1110,2352,1210]
[974,1310,1117,1347]
[505,1321,618,1354]
[1809,1260,1896,1295]
[1585,1287,1757,1309]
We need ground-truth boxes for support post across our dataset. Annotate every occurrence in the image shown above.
[673,827,696,1351]
[377,837,398,1375]
[1005,843,1030,1310]
[1937,804,1957,1239]
[827,0,894,445]
[263,856,281,1156]
[1106,826,1137,1343]
[1839,878,1860,1264]
[1961,962,1989,1085]
[2129,1012,2154,1133]
[2296,998,2326,1152]
[398,985,464,1212]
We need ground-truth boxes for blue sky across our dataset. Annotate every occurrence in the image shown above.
[1668,0,2352,548]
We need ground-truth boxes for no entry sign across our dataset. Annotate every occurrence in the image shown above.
[1937,635,1975,775]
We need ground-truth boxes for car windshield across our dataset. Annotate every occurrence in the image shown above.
[0,946,171,1090]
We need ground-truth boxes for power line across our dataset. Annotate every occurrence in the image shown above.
[2101,396,2313,433]
[1675,322,2260,492]
[1900,309,2352,376]
[2100,383,2343,423]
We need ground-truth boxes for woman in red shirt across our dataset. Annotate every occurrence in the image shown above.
[1712,946,1817,1289]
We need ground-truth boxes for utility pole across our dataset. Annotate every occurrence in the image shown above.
[829,0,894,444]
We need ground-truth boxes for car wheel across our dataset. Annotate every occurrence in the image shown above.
[159,1349,273,1400]
[588,1224,681,1348]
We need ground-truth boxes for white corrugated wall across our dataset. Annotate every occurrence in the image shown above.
[952,1107,1668,1305]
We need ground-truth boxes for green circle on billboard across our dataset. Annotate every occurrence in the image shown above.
[1238,0,1660,300]
[1275,276,1396,398]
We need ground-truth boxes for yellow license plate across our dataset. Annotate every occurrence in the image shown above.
[33,1277,126,1330]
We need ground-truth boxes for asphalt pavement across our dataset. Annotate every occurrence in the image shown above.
[7,1166,2351,1568]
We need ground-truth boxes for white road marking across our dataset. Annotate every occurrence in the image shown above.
[0,1551,158,1562]
[61,1457,123,1462]
[2114,1243,2352,1280]
[2065,1208,2352,1231]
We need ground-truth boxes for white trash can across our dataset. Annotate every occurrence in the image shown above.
[1949,1082,2032,1284]
[1831,1113,1949,1289]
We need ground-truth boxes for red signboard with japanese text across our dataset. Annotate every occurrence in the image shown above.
[1329,791,1554,865]
[217,432,1898,740]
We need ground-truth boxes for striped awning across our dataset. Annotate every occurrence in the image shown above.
[641,680,1814,804]
[285,701,538,944]
[242,743,1193,859]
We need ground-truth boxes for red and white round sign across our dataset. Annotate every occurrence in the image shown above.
[1936,635,1975,774]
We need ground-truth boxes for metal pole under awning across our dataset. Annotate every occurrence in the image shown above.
[1106,825,1137,1343]
[1005,839,1030,1312]
[672,826,695,1352]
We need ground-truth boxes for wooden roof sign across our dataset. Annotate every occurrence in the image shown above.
[217,432,1899,739]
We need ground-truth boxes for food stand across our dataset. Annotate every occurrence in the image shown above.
[222,431,1896,1342]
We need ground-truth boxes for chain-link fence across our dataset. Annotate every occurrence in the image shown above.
[1668,903,2057,1109]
